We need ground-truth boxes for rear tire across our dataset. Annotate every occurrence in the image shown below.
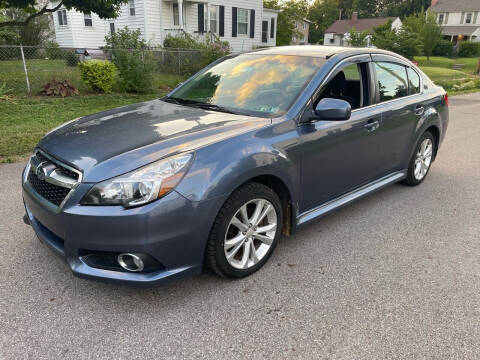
[206,182,283,278]
[403,131,435,186]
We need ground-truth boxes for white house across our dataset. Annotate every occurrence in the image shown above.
[324,12,402,47]
[51,0,279,52]
[430,0,480,43]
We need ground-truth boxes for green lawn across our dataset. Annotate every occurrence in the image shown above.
[415,56,480,94]
[0,94,159,162]
[414,56,479,75]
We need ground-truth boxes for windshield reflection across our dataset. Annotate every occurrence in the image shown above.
[170,54,325,117]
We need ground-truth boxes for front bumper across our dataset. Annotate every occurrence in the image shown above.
[23,180,221,286]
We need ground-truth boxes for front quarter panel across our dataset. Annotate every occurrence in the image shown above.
[175,120,300,207]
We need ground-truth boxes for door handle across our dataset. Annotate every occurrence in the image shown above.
[364,119,379,132]
[415,105,425,116]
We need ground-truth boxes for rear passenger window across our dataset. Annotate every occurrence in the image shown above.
[374,62,408,102]
[407,67,420,94]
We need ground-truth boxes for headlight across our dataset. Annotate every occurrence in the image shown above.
[81,153,193,208]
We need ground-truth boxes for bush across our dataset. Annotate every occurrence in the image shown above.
[458,41,480,57]
[104,27,154,93]
[78,60,116,93]
[45,40,65,60]
[433,40,453,56]
[40,80,79,97]
[163,33,230,73]
[65,51,80,67]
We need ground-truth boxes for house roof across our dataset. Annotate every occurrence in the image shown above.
[441,25,480,35]
[325,17,397,35]
[430,0,480,12]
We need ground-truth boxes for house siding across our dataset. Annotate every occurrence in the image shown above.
[51,0,277,51]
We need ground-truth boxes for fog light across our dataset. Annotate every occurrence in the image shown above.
[117,253,144,272]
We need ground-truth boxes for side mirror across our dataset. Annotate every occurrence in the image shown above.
[314,98,351,121]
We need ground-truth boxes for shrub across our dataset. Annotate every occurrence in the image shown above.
[458,41,480,57]
[65,51,80,67]
[433,40,453,56]
[104,27,154,93]
[45,40,64,59]
[163,33,230,73]
[78,60,116,93]
[40,80,79,97]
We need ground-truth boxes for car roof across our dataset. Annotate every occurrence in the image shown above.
[246,45,398,59]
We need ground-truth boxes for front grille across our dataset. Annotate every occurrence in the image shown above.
[27,169,71,206]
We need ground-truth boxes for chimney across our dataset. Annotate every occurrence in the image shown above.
[350,12,358,24]
[431,0,439,6]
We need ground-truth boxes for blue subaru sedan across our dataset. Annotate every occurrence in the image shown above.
[22,46,448,286]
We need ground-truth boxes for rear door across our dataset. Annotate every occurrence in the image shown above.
[371,55,421,173]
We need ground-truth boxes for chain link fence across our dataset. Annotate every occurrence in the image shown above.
[0,45,206,96]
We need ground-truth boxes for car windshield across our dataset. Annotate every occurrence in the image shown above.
[167,54,326,117]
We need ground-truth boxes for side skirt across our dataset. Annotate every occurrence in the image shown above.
[296,171,407,226]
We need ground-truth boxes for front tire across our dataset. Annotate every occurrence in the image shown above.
[403,131,435,186]
[206,182,283,278]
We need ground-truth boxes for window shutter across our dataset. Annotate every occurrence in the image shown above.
[473,12,478,24]
[219,6,225,36]
[250,9,255,38]
[232,7,237,37]
[460,12,465,24]
[445,12,449,24]
[198,4,204,32]
[270,18,275,38]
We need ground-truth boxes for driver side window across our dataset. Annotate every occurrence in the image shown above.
[316,62,369,110]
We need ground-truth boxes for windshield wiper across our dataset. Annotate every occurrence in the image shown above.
[162,97,243,115]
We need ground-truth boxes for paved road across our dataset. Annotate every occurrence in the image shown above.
[1,93,479,360]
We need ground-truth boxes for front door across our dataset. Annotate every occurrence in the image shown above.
[297,58,385,212]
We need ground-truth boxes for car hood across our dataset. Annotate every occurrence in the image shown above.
[38,99,269,182]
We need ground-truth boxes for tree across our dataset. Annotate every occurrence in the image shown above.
[0,13,19,44]
[346,27,369,47]
[371,20,397,51]
[403,11,442,60]
[352,0,378,18]
[371,19,422,60]
[264,0,308,46]
[0,0,127,28]
[308,0,339,44]
[3,8,52,45]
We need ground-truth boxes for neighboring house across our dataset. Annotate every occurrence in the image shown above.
[291,18,311,44]
[51,0,279,52]
[430,0,480,43]
[324,12,402,47]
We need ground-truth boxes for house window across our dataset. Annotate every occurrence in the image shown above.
[466,13,472,24]
[84,12,92,27]
[237,8,249,35]
[438,13,444,24]
[209,5,218,33]
[129,0,135,16]
[330,38,334,44]
[57,9,67,26]
[173,4,187,26]
[303,22,307,30]
[110,22,115,34]
[295,21,298,29]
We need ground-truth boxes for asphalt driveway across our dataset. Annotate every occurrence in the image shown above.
[1,93,479,360]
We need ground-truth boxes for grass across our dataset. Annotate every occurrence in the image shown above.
[0,93,159,162]
[414,56,479,75]
[415,56,480,94]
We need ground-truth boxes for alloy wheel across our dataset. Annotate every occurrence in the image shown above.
[414,138,433,181]
[224,199,278,270]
